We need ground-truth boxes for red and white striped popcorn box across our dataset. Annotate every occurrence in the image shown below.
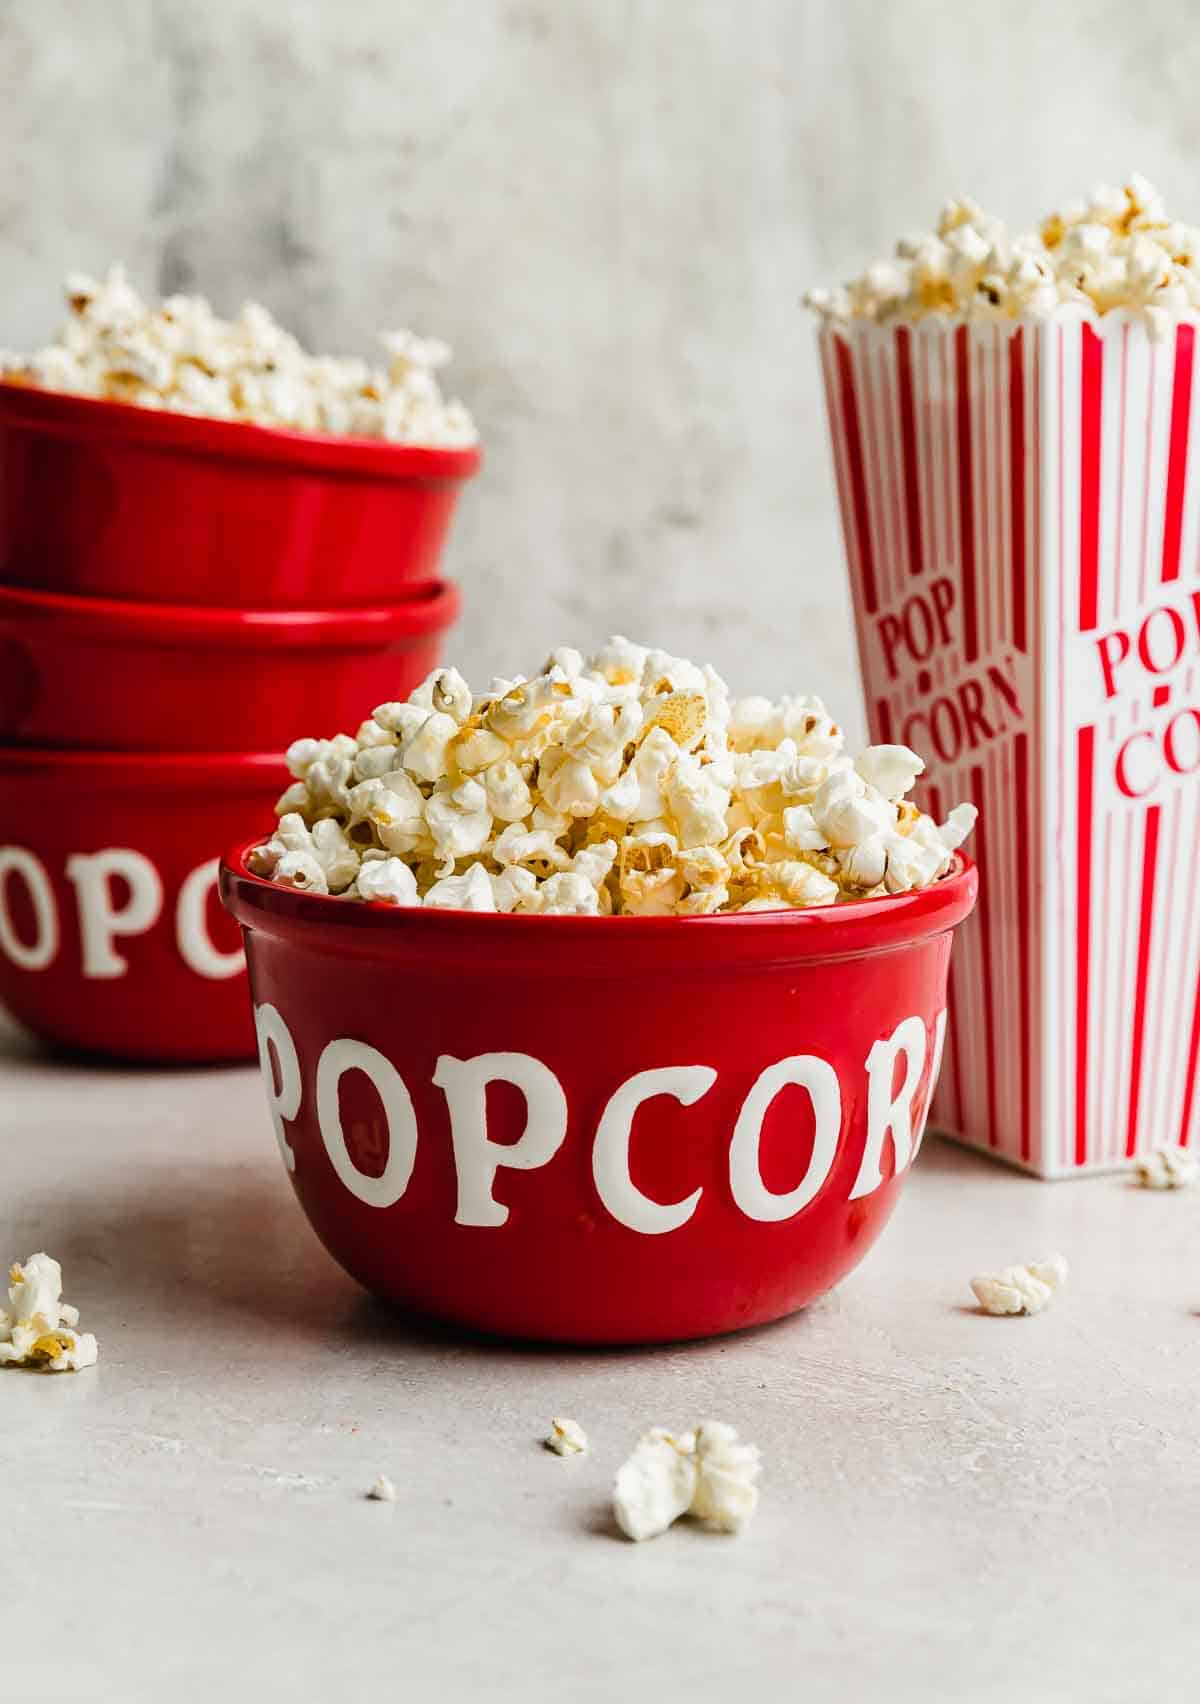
[818,311,1200,1176]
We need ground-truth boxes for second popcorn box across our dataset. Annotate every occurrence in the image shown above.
[818,295,1200,1176]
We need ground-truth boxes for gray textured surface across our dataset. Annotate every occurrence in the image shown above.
[3,1,1198,728]
[3,1007,1200,1703]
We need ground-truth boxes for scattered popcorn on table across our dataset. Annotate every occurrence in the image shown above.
[366,1474,397,1503]
[806,175,1200,338]
[1134,1147,1200,1190]
[613,1422,761,1541]
[544,1417,589,1457]
[0,1252,99,1372]
[251,639,975,916]
[970,1253,1069,1317]
[0,266,476,447]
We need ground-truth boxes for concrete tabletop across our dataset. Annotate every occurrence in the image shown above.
[3,1011,1198,1704]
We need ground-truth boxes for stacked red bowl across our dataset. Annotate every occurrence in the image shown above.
[0,383,478,1062]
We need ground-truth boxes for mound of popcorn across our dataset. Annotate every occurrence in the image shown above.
[806,174,1200,339]
[249,637,976,917]
[0,265,476,446]
[0,1253,99,1372]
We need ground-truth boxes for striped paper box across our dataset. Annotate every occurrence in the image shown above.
[818,311,1200,1176]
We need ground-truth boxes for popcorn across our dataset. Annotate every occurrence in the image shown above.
[356,857,420,907]
[807,177,1200,336]
[970,1252,1069,1316]
[367,1474,397,1502]
[613,1429,698,1541]
[613,1422,761,1541]
[423,862,496,912]
[255,640,975,916]
[1,266,477,446]
[854,743,925,801]
[0,1253,99,1372]
[272,849,329,894]
[544,1417,589,1456]
[522,872,602,916]
[810,769,895,849]
[1134,1147,1200,1190]
[688,1422,764,1533]
[401,711,461,785]
[425,777,492,875]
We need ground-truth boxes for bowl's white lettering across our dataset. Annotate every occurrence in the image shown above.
[0,847,58,970]
[259,1006,942,1227]
[435,1052,569,1227]
[0,845,242,981]
[593,1066,715,1233]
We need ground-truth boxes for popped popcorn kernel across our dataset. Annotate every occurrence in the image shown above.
[807,177,1200,337]
[970,1252,1069,1316]
[1134,1147,1200,1189]
[367,1475,397,1503]
[1,266,477,447]
[255,644,975,916]
[613,1421,761,1541]
[544,1417,589,1456]
[0,1253,99,1372]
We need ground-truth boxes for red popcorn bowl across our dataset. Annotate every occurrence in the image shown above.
[0,578,459,752]
[0,749,285,1063]
[0,381,480,607]
[221,847,977,1345]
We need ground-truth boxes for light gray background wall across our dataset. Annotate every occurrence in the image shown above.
[2,0,1196,736]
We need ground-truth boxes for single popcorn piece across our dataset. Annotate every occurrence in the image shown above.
[613,1422,761,1541]
[254,640,975,916]
[0,266,476,446]
[356,857,420,907]
[544,1417,589,1457]
[970,1252,1069,1317]
[806,176,1200,338]
[1134,1147,1200,1190]
[0,1253,99,1372]
[367,1474,397,1503]
[613,1429,699,1542]
[688,1422,764,1533]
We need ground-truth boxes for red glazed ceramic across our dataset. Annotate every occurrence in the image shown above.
[221,847,977,1344]
[0,381,480,607]
[0,579,459,752]
[0,750,285,1062]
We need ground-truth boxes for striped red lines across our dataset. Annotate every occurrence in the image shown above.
[955,327,979,663]
[1078,323,1104,632]
[1124,805,1164,1158]
[1074,726,1096,1168]
[1009,329,1027,654]
[1180,971,1200,1150]
[1012,731,1033,1163]
[1161,324,1195,584]
[969,763,999,1148]
[895,326,924,579]
[928,780,965,1136]
[834,336,878,615]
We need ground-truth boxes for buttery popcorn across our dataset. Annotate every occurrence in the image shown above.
[0,1252,99,1372]
[544,1417,589,1457]
[1134,1147,1200,1190]
[806,175,1200,339]
[970,1252,1069,1317]
[612,1422,761,1541]
[0,266,476,446]
[252,638,976,916]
